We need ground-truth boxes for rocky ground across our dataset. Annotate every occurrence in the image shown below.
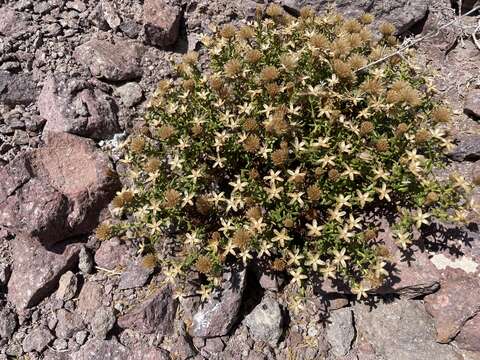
[0,0,479,359]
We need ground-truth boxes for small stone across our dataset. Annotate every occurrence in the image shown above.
[75,330,88,345]
[326,308,355,357]
[78,247,94,274]
[53,338,68,351]
[77,281,105,322]
[464,89,480,119]
[119,20,141,38]
[448,134,480,162]
[55,309,85,339]
[22,326,54,353]
[94,238,131,270]
[244,296,283,346]
[90,307,116,339]
[0,308,17,340]
[115,82,143,108]
[143,0,182,48]
[70,338,130,360]
[118,258,154,290]
[0,71,38,106]
[455,313,480,352]
[56,271,78,301]
[100,0,121,30]
[0,263,11,288]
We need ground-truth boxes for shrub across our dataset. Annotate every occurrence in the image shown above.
[107,6,473,300]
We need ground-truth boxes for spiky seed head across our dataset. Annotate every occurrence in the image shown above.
[158,125,175,140]
[415,129,431,144]
[238,26,255,40]
[224,59,242,77]
[260,66,279,82]
[232,229,251,250]
[332,59,353,80]
[196,255,213,274]
[360,121,375,136]
[379,22,396,36]
[283,218,295,228]
[164,189,181,208]
[142,254,157,270]
[145,158,161,173]
[375,138,389,152]
[395,123,409,137]
[95,223,112,241]
[183,51,199,65]
[299,6,314,18]
[245,49,262,64]
[196,196,211,215]
[220,24,236,39]
[307,185,322,201]
[328,168,340,181]
[266,3,283,17]
[243,135,261,153]
[431,106,451,123]
[359,12,374,24]
[246,206,262,220]
[130,136,145,153]
[424,191,439,206]
[363,228,377,241]
[272,258,287,271]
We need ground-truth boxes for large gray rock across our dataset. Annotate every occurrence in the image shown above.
[73,38,144,81]
[0,71,38,106]
[7,237,81,310]
[464,89,480,119]
[281,0,428,34]
[448,134,480,161]
[0,308,17,340]
[90,307,116,339]
[354,299,462,360]
[118,258,154,290]
[326,308,355,357]
[22,326,54,353]
[0,7,26,37]
[55,309,85,339]
[77,281,106,322]
[0,132,119,246]
[244,296,283,346]
[37,75,120,140]
[117,286,177,335]
[191,269,247,338]
[425,272,480,343]
[143,0,182,48]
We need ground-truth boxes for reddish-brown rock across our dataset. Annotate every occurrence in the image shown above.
[143,0,182,48]
[425,270,480,343]
[455,314,480,352]
[94,238,132,270]
[7,236,81,309]
[0,132,119,246]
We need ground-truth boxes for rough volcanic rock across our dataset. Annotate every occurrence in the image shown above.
[0,7,25,37]
[326,308,355,357]
[55,309,86,339]
[37,75,120,140]
[7,237,81,309]
[90,307,116,339]
[464,89,480,119]
[0,308,17,340]
[94,237,132,270]
[448,134,480,161]
[354,299,462,359]
[115,82,143,108]
[55,271,78,301]
[22,326,54,353]
[0,132,119,246]
[0,71,38,106]
[117,286,177,335]
[191,269,247,338]
[425,272,480,343]
[455,314,480,352]
[73,38,144,81]
[281,0,428,34]
[118,258,154,290]
[143,0,182,48]
[77,281,106,322]
[70,338,131,360]
[373,217,441,298]
[244,296,283,346]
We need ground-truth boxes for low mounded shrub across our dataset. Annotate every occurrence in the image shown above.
[101,5,474,300]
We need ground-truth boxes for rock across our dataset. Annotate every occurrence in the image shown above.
[456,0,480,11]
[281,0,428,34]
[117,286,177,335]
[0,71,38,106]
[118,258,154,290]
[455,313,480,352]
[326,308,355,356]
[0,132,119,245]
[354,299,462,360]
[22,326,54,353]
[0,7,25,36]
[172,322,197,359]
[75,331,88,345]
[52,338,68,351]
[119,20,142,39]
[425,273,480,343]
[90,307,115,339]
[143,0,182,48]
[70,338,131,360]
[244,296,283,346]
[448,134,480,161]
[99,0,121,30]
[0,263,11,288]
[0,308,17,340]
[77,281,105,322]
[56,271,78,301]
[191,269,247,338]
[115,82,143,108]
[78,247,94,274]
[373,217,441,298]
[202,337,226,357]
[94,238,131,270]
[7,237,81,309]
[464,89,480,119]
[37,75,120,140]
[131,347,170,360]
[73,38,144,81]
[55,309,85,339]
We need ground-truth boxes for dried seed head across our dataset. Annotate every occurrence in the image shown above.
[375,138,389,152]
[310,33,329,49]
[280,54,297,70]
[328,168,340,181]
[130,136,145,153]
[349,54,367,70]
[238,25,255,40]
[192,124,203,136]
[300,6,314,18]
[272,258,287,271]
[220,24,236,39]
[145,158,161,173]
[111,195,126,208]
[164,189,181,208]
[243,134,261,153]
[209,75,224,91]
[360,121,375,136]
[183,51,199,65]
[196,255,213,274]
[359,29,372,42]
[395,123,409,136]
[243,118,258,131]
[265,82,280,97]
[360,78,382,96]
[386,35,397,46]
[332,38,352,57]
[271,147,289,166]
[224,59,242,77]
[245,48,262,63]
[314,167,324,178]
[260,66,279,82]
[283,218,294,228]
[158,125,176,140]
[424,191,439,206]
[249,168,260,179]
[431,106,451,123]
[379,22,396,36]
[307,184,322,201]
[196,196,211,215]
[246,206,262,220]
[348,33,363,48]
[415,129,431,144]
[142,254,157,270]
[400,87,422,107]
[95,223,112,241]
[266,3,283,17]
[363,228,377,241]
[182,79,195,92]
[233,229,251,250]
[359,12,374,24]
[332,59,353,80]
